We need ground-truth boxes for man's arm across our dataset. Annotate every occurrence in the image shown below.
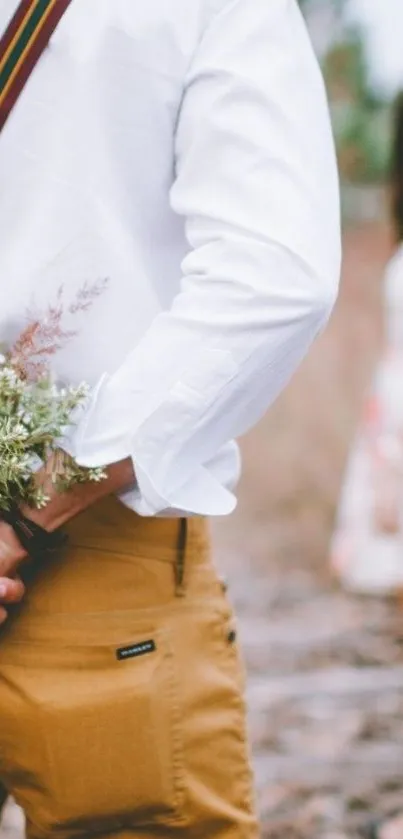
[20,454,135,533]
[61,0,340,517]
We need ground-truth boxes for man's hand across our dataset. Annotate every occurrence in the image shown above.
[0,578,25,624]
[0,521,27,625]
[0,521,27,577]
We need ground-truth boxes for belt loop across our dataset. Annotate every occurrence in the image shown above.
[175,518,188,597]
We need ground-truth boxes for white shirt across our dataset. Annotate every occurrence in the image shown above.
[0,0,341,517]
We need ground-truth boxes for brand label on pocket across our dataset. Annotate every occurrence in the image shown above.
[116,640,156,661]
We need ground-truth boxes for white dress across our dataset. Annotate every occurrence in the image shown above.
[331,245,403,594]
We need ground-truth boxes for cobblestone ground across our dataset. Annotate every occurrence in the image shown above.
[216,552,403,839]
[1,222,400,839]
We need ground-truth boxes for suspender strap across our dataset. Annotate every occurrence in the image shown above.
[0,0,73,132]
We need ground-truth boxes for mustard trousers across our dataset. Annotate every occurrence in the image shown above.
[0,498,258,839]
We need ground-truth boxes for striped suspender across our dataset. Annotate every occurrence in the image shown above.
[0,0,73,132]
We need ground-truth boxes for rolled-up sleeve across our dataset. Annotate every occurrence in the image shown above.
[65,0,341,516]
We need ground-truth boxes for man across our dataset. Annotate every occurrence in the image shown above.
[0,0,341,836]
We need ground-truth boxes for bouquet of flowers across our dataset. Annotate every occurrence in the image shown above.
[0,283,107,514]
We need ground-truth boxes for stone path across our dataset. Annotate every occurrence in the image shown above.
[218,551,403,839]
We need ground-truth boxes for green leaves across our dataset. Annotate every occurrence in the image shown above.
[0,361,105,512]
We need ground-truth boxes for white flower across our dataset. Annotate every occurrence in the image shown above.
[14,424,29,438]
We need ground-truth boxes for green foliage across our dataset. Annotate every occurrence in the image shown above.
[323,28,390,182]
[0,362,105,512]
[299,2,391,183]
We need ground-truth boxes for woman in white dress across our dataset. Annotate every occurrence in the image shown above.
[331,93,403,595]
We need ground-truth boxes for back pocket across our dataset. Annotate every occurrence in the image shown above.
[1,626,185,832]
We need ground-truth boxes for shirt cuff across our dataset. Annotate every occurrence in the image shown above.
[61,374,239,517]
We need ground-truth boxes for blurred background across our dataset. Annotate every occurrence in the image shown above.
[2,1,403,838]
